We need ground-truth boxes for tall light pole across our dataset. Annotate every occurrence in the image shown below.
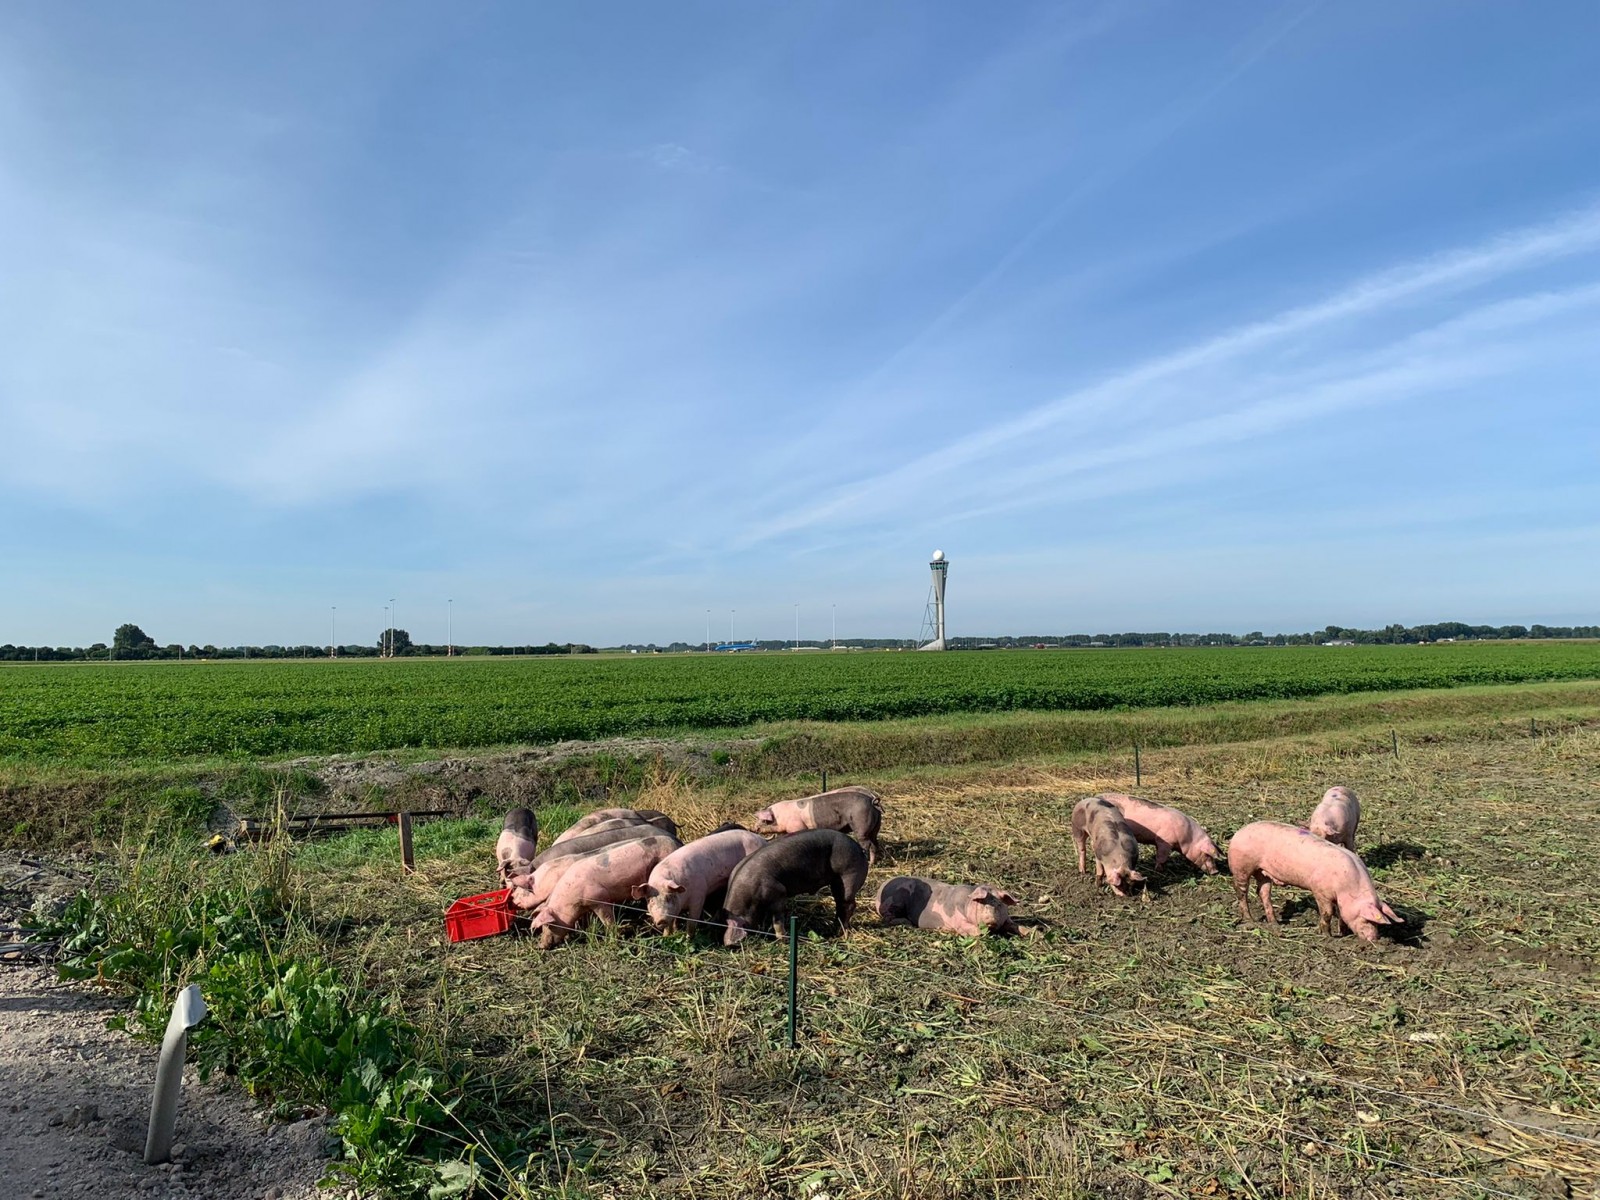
[730,609,735,643]
[330,607,337,658]
[389,598,396,658]
[832,604,837,650]
[705,610,710,653]
[383,606,390,658]
[447,599,453,658]
[794,604,799,651]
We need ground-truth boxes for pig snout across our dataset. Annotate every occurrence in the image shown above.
[753,808,776,828]
[633,880,687,931]
[1105,867,1145,896]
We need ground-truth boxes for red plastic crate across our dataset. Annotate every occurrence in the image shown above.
[445,889,514,942]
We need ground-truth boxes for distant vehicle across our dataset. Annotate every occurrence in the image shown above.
[713,642,757,652]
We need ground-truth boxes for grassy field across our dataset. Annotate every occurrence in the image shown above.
[5,642,1600,768]
[37,685,1600,1200]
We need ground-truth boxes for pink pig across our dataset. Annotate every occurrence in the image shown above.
[1228,821,1400,942]
[1097,794,1220,874]
[529,834,680,949]
[1307,786,1360,851]
[753,787,882,863]
[507,852,587,912]
[875,876,1021,936]
[631,828,766,933]
[495,808,538,882]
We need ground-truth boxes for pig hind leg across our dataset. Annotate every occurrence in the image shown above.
[1233,873,1255,923]
[1256,878,1278,925]
[831,877,857,929]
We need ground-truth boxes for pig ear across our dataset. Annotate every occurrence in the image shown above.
[664,880,686,893]
[995,890,1019,906]
[1128,870,1146,883]
[530,910,553,928]
[630,884,650,900]
[724,920,748,946]
[969,886,991,901]
[1380,902,1401,924]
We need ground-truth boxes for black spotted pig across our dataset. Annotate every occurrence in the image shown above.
[1307,786,1360,851]
[550,808,679,847]
[754,787,883,863]
[1097,793,1220,874]
[722,829,869,945]
[875,876,1021,936]
[495,808,538,882]
[530,814,677,869]
[1072,796,1146,897]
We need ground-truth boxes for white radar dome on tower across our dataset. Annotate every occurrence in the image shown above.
[931,549,945,561]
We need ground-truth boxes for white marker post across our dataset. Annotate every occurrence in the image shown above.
[144,984,207,1165]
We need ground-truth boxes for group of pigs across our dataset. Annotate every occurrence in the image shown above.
[490,779,1403,951]
[1072,785,1402,941]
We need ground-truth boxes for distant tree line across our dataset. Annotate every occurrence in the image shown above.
[0,622,596,661]
[2,620,1594,662]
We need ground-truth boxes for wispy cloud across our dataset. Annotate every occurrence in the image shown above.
[735,202,1600,546]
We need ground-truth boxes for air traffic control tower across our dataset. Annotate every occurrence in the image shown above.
[918,550,949,651]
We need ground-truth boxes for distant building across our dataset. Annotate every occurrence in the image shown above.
[1322,639,1356,646]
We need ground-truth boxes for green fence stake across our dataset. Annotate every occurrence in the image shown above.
[1134,744,1141,787]
[821,768,828,793]
[1391,730,1399,759]
[787,916,799,1050]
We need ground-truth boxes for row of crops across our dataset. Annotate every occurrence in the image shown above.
[3,642,1599,767]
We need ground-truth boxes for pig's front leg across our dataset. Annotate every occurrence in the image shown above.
[1074,827,1088,874]
[1315,895,1335,936]
[1151,836,1173,869]
[1326,900,1344,938]
[593,903,617,926]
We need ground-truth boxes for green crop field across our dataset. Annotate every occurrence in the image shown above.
[4,641,1600,767]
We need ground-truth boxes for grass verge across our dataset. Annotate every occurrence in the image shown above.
[37,692,1600,1198]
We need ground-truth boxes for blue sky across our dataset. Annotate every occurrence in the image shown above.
[3,2,1599,647]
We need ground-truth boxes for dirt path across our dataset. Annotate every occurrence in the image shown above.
[0,851,341,1200]
[0,963,340,1199]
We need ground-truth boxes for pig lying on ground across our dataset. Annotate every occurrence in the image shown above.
[529,834,681,949]
[1307,786,1360,851]
[495,808,538,882]
[1072,797,1145,897]
[1097,793,1220,874]
[632,828,767,933]
[723,829,870,945]
[754,787,883,864]
[1228,820,1399,942]
[551,808,678,847]
[529,814,678,869]
[875,876,1021,936]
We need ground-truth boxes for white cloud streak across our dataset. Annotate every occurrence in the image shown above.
[735,202,1600,545]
